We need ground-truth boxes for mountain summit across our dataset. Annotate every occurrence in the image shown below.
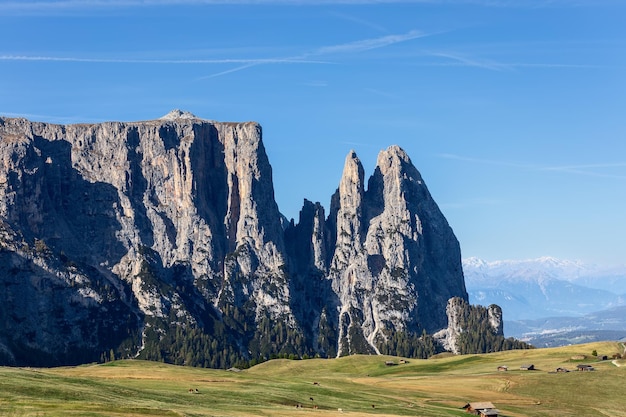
[159,109,199,120]
[0,113,509,367]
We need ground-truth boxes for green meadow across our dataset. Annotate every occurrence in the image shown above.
[0,341,624,417]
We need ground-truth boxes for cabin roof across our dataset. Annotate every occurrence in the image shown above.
[467,402,496,410]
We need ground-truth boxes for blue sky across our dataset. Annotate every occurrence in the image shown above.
[1,0,625,266]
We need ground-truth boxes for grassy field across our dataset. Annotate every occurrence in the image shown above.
[0,341,624,416]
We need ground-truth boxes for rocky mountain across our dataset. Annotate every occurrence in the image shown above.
[464,257,626,293]
[0,111,507,367]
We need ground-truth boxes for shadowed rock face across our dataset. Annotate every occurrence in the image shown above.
[312,146,468,355]
[0,113,469,365]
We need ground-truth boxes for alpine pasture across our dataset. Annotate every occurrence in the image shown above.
[0,341,624,416]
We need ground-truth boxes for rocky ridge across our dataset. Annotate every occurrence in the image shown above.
[0,112,510,367]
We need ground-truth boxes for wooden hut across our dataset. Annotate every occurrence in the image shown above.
[463,402,499,416]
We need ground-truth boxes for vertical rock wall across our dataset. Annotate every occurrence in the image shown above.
[0,112,472,365]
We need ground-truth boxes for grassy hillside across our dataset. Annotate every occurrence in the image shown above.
[0,341,624,416]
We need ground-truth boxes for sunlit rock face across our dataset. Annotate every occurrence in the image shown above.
[433,297,506,354]
[317,146,468,355]
[0,112,470,366]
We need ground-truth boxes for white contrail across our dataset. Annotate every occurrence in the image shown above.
[0,55,328,65]
[312,29,428,56]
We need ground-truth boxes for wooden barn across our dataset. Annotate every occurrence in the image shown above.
[463,401,499,416]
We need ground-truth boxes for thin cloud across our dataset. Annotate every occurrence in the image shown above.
[0,29,430,80]
[511,63,614,69]
[198,29,432,85]
[195,55,336,78]
[0,55,330,65]
[312,30,429,56]
[428,51,512,71]
[440,153,626,179]
[0,54,333,80]
[0,0,615,13]
[417,50,616,72]
[328,11,388,33]
[199,29,433,78]
[196,63,259,79]
[542,163,626,179]
[439,153,535,169]
[546,163,626,169]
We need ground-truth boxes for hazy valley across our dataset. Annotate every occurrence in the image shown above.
[464,257,626,346]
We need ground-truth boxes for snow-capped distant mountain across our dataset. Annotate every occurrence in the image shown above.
[463,257,626,339]
[463,257,626,291]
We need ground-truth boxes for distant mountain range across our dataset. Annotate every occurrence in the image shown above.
[463,257,626,346]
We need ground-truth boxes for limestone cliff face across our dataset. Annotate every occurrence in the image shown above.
[0,111,478,366]
[433,297,506,354]
[323,146,467,355]
[433,297,469,354]
[0,112,293,365]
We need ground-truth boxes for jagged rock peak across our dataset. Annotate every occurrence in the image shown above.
[377,144,410,167]
[342,150,364,186]
[159,109,199,120]
[332,149,366,233]
[332,149,366,247]
[375,145,422,183]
